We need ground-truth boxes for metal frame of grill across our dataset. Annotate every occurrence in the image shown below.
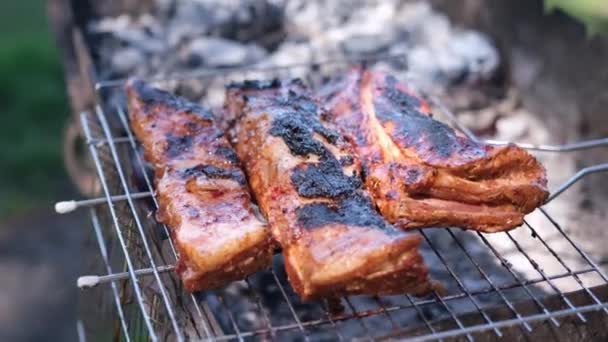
[58,53,608,341]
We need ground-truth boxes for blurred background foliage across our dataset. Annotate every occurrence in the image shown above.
[0,1,69,218]
[545,0,608,35]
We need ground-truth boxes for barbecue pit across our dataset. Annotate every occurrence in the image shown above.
[48,0,608,341]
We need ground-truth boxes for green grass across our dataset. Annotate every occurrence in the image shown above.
[0,1,69,218]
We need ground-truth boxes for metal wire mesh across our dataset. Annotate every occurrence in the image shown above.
[71,55,608,341]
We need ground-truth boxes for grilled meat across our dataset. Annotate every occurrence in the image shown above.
[320,69,548,232]
[224,79,434,300]
[127,80,273,292]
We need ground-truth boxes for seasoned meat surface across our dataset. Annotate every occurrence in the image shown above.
[320,69,548,232]
[127,80,273,292]
[225,79,434,300]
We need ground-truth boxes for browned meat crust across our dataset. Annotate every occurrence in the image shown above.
[224,79,434,300]
[126,80,273,292]
[320,69,549,233]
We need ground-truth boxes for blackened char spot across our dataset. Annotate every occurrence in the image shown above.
[226,79,281,90]
[375,75,486,160]
[182,164,245,185]
[297,194,399,234]
[166,134,193,158]
[269,113,325,156]
[384,75,421,109]
[130,79,213,120]
[268,112,340,156]
[375,103,458,158]
[405,168,422,184]
[360,163,369,181]
[215,146,240,164]
[425,121,459,158]
[240,81,362,199]
[291,155,361,198]
[276,89,319,115]
[269,111,358,198]
[295,97,317,114]
[185,121,201,133]
[339,155,354,166]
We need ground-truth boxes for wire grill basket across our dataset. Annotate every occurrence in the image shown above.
[61,55,608,341]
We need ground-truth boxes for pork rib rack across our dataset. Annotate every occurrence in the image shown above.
[127,80,273,292]
[224,79,434,300]
[320,69,549,232]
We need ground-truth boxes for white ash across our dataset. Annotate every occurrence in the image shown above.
[111,47,144,74]
[180,37,268,67]
[89,0,499,89]
[260,41,313,67]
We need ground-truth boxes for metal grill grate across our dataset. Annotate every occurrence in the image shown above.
[60,55,608,341]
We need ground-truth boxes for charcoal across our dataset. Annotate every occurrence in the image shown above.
[88,0,500,90]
